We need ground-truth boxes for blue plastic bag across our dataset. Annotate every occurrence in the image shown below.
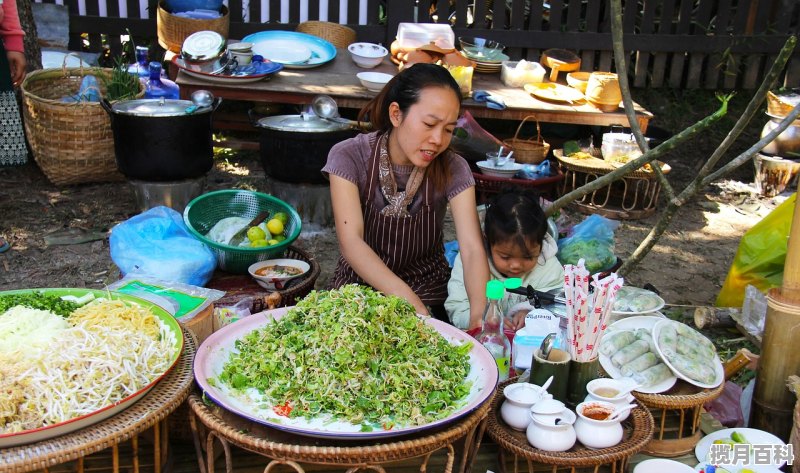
[557,214,620,273]
[110,206,217,286]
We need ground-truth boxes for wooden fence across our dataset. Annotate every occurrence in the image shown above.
[35,0,800,89]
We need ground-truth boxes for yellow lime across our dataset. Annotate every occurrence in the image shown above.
[274,234,286,242]
[246,226,266,242]
[267,239,280,246]
[266,218,284,236]
[251,239,269,248]
[274,212,289,225]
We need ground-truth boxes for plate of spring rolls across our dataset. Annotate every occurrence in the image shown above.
[652,320,724,389]
[598,325,677,394]
[611,286,666,315]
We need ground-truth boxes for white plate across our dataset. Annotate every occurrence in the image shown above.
[611,286,666,315]
[693,463,783,473]
[652,320,724,389]
[194,307,498,439]
[597,328,677,394]
[476,160,523,178]
[243,31,337,69]
[607,314,667,332]
[257,39,312,64]
[694,428,788,472]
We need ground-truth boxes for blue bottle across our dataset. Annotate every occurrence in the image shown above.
[127,46,150,78]
[144,62,180,100]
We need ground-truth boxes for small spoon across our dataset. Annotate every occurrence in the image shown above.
[616,382,642,398]
[540,333,556,360]
[607,403,637,422]
[540,375,554,393]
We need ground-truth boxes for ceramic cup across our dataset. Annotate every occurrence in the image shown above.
[584,378,636,421]
[530,348,571,403]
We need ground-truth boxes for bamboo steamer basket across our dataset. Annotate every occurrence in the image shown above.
[157,1,230,54]
[586,72,623,112]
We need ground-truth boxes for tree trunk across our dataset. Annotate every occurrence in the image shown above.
[18,0,42,72]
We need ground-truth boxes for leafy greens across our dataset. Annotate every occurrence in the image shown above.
[210,284,473,428]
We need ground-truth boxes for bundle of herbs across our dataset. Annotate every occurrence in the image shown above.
[97,56,141,101]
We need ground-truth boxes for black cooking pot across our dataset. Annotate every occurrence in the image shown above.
[101,98,220,181]
[253,112,359,184]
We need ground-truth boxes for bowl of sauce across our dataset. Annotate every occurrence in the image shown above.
[248,258,310,290]
[585,378,636,421]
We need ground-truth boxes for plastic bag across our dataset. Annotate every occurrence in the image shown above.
[557,214,620,273]
[109,206,217,286]
[214,297,253,330]
[450,110,508,162]
[107,275,225,323]
[704,381,745,428]
[717,193,796,307]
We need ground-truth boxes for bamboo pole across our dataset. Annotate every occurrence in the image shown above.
[752,195,800,440]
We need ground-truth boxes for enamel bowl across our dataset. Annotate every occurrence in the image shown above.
[357,72,393,92]
[248,258,310,290]
[348,42,389,68]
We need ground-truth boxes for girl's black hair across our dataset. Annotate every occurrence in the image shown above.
[484,189,548,253]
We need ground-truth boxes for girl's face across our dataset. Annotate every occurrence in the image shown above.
[490,238,541,279]
[387,86,460,167]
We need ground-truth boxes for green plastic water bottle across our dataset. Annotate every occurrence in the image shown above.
[477,280,511,382]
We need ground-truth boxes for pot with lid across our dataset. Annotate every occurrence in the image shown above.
[101,95,220,181]
[253,112,359,184]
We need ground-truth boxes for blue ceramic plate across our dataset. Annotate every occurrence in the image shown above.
[242,31,336,69]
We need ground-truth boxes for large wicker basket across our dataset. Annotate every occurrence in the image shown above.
[295,21,356,48]
[157,1,229,53]
[506,115,551,164]
[21,65,143,186]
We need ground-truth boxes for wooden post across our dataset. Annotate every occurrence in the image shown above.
[752,194,800,440]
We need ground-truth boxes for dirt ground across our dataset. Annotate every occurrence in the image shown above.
[0,89,788,308]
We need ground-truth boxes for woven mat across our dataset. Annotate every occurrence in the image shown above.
[554,150,671,180]
[0,329,196,472]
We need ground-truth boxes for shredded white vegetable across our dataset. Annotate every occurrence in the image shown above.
[0,301,177,434]
[0,306,70,354]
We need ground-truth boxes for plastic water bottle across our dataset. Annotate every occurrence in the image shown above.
[477,280,511,382]
[127,46,150,78]
[144,62,180,100]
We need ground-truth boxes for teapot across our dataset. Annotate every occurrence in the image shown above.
[525,402,576,451]
[500,382,551,431]
[574,401,625,449]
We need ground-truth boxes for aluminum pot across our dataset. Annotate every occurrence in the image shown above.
[761,112,800,157]
[253,112,359,184]
[101,97,221,181]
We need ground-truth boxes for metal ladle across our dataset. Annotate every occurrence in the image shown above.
[185,90,215,114]
[311,95,361,128]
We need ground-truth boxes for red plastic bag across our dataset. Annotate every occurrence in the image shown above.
[450,110,508,162]
[704,381,745,428]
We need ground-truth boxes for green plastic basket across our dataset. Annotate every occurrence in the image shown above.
[183,189,302,274]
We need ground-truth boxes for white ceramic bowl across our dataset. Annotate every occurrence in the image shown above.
[476,160,523,178]
[634,459,695,473]
[248,258,310,290]
[348,42,389,68]
[357,72,393,92]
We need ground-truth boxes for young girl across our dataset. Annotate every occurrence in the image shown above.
[445,189,564,331]
[322,63,489,324]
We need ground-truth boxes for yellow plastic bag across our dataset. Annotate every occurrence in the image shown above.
[717,193,796,307]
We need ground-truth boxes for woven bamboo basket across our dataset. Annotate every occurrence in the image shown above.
[157,2,229,53]
[295,20,356,48]
[506,115,551,164]
[21,64,143,186]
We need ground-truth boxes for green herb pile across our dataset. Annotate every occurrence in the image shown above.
[0,292,79,317]
[210,284,473,429]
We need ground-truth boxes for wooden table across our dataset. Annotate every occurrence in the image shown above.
[176,50,653,132]
[0,329,196,473]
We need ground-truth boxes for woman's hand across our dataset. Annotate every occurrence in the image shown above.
[7,51,26,86]
[506,310,528,331]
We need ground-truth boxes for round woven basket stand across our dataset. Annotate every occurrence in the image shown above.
[157,1,230,53]
[634,380,724,457]
[486,377,654,470]
[20,61,143,186]
[507,115,551,164]
[295,21,356,48]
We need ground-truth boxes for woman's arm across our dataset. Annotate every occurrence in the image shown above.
[329,174,429,315]
[450,187,489,329]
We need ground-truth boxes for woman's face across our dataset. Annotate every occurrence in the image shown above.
[388,86,460,167]
[490,239,541,279]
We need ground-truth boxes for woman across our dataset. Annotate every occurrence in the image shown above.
[322,63,489,328]
[0,0,26,252]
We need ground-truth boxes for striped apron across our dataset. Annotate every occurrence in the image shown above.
[330,138,450,305]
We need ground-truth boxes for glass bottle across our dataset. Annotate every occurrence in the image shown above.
[144,62,180,100]
[477,280,511,383]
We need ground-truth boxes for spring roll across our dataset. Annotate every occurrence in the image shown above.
[657,323,678,358]
[620,352,660,377]
[611,339,650,368]
[676,338,715,362]
[632,363,673,386]
[670,353,718,385]
[634,328,658,353]
[600,330,637,357]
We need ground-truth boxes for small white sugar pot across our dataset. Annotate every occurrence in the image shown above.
[526,405,576,451]
[500,382,551,431]
[574,401,625,449]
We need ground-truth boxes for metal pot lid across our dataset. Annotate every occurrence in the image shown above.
[182,31,226,61]
[112,98,196,117]
[256,113,352,132]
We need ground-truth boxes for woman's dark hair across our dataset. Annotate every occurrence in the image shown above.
[484,189,548,254]
[358,63,462,192]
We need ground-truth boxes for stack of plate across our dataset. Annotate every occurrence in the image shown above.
[461,51,508,74]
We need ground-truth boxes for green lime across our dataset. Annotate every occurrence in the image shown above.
[267,239,280,246]
[266,218,284,236]
[251,239,269,248]
[274,212,289,225]
[246,226,266,242]
[274,234,286,242]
